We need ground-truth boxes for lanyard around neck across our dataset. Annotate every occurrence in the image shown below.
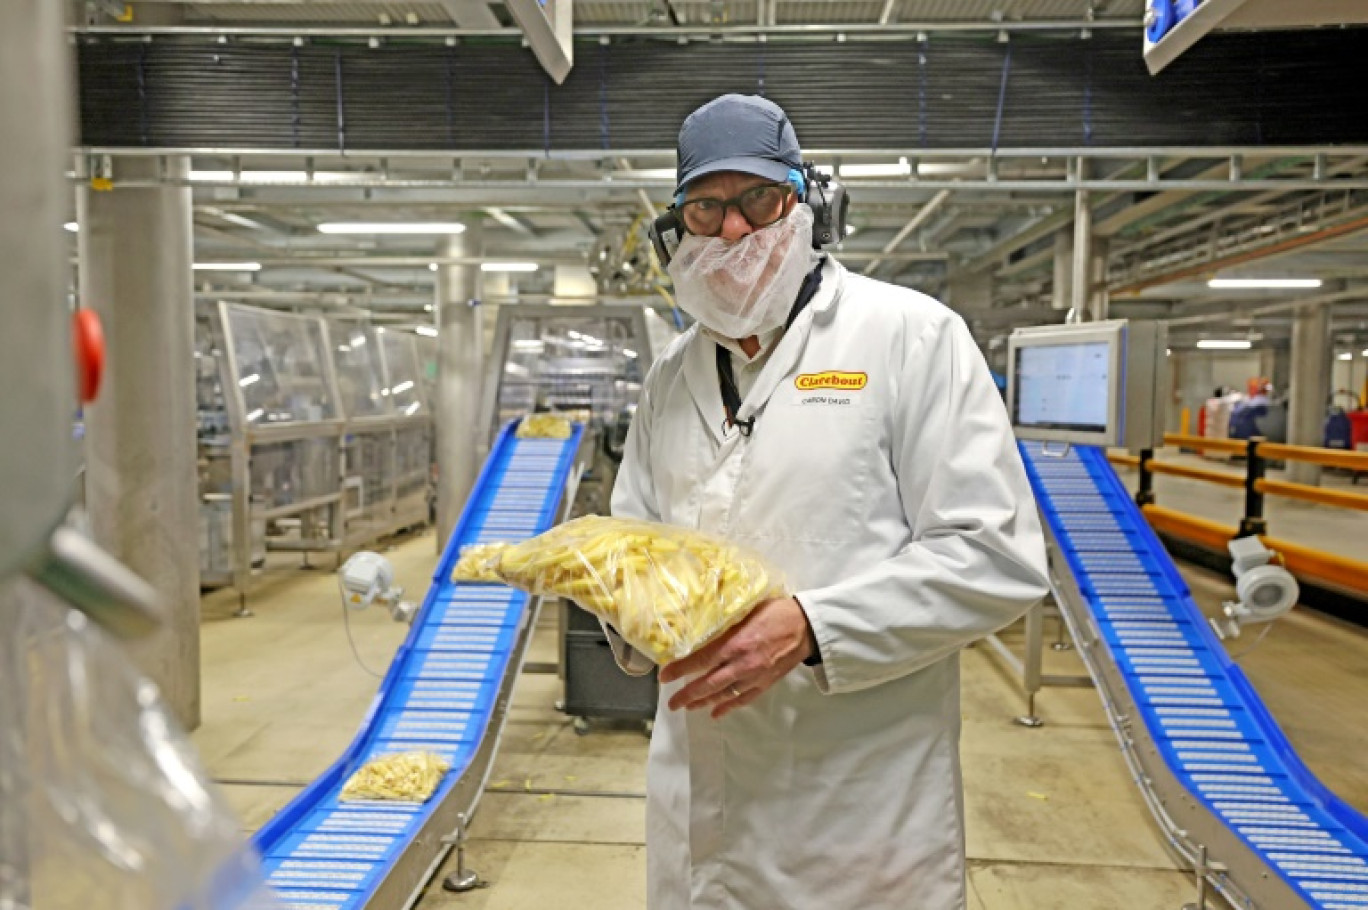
[715,258,826,438]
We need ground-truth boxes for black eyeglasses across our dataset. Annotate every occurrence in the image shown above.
[677,182,794,237]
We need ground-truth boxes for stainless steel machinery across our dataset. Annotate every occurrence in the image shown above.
[196,304,436,603]
[333,324,434,546]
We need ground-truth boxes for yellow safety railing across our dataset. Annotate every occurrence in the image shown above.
[1255,478,1368,513]
[1147,461,1245,489]
[1163,433,1247,455]
[1105,435,1368,598]
[1142,506,1368,595]
[1256,441,1368,474]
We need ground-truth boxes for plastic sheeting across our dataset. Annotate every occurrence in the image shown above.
[0,576,278,910]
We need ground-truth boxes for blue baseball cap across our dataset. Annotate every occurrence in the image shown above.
[675,94,803,195]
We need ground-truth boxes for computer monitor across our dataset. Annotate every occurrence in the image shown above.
[1007,319,1167,452]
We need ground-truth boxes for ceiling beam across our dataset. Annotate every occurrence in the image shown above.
[962,209,1073,275]
[485,206,538,237]
[863,189,951,276]
[1112,209,1368,294]
[437,0,502,29]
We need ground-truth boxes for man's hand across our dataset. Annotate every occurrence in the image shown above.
[659,596,815,719]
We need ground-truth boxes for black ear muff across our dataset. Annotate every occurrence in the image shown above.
[803,162,850,249]
[649,208,685,268]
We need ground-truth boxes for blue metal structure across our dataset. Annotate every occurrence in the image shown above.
[1022,441,1368,909]
[251,422,583,910]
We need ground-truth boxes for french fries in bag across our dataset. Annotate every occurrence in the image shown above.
[452,542,510,583]
[515,413,573,439]
[455,514,786,664]
[340,751,450,802]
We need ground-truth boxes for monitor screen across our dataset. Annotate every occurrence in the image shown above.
[1013,341,1112,432]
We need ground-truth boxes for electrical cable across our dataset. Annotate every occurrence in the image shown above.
[338,577,386,678]
[1227,622,1274,661]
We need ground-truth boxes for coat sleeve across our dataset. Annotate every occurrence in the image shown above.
[601,376,661,677]
[797,311,1049,695]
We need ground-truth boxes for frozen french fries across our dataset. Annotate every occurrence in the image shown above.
[452,542,510,583]
[340,751,450,802]
[515,414,573,439]
[461,515,785,664]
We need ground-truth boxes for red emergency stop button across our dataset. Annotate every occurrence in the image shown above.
[73,308,105,403]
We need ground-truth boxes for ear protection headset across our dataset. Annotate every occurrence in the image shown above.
[648,162,849,269]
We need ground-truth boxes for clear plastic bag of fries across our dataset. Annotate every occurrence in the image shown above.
[340,751,450,803]
[515,413,573,439]
[452,515,786,664]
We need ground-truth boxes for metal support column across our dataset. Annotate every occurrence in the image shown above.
[1,0,77,581]
[1070,172,1092,322]
[79,155,201,729]
[1137,448,1156,506]
[1238,437,1267,537]
[1087,235,1110,323]
[435,225,484,551]
[1287,303,1331,486]
[1051,228,1073,311]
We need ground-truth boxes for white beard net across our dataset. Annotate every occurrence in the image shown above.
[667,205,815,340]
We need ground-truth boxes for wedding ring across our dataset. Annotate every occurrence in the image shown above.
[728,685,742,698]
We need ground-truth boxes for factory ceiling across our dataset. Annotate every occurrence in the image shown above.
[68,1,1368,356]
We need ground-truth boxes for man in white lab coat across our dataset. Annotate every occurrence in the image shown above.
[608,93,1050,909]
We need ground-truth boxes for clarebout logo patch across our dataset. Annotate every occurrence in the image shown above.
[795,371,868,391]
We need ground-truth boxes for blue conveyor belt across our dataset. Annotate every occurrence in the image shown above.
[251,422,582,910]
[1020,442,1368,909]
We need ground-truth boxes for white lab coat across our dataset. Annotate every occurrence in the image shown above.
[610,257,1049,910]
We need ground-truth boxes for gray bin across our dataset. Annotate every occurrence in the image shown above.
[561,602,658,721]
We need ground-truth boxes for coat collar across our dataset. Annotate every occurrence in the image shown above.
[680,257,846,446]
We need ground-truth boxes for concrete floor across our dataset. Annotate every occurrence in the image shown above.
[196,520,1368,910]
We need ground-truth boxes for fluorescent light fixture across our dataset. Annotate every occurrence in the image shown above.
[423,304,434,312]
[193,262,262,272]
[511,339,545,352]
[391,380,414,394]
[480,262,539,272]
[350,334,367,348]
[1338,352,1354,361]
[567,330,583,340]
[245,408,264,423]
[428,263,438,272]
[404,402,421,416]
[916,160,983,177]
[337,344,351,353]
[1363,348,1368,357]
[64,222,78,233]
[1196,339,1253,350]
[1207,278,1323,290]
[238,373,260,387]
[844,224,857,236]
[613,168,676,180]
[415,325,438,337]
[838,157,912,179]
[190,170,368,184]
[623,348,638,359]
[317,222,466,235]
